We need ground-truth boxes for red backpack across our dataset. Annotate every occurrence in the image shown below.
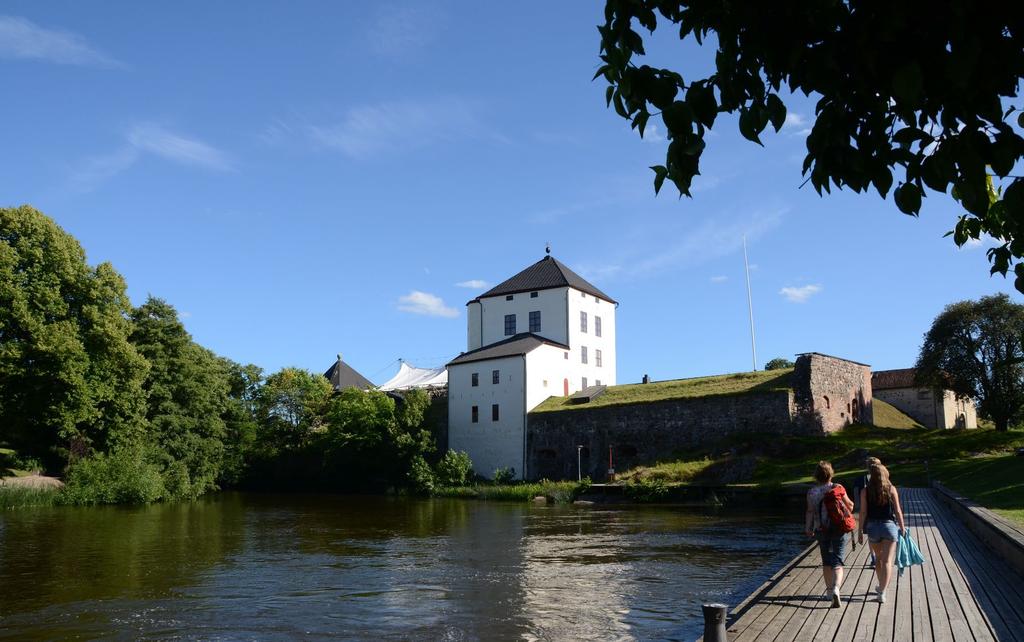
[820,484,856,535]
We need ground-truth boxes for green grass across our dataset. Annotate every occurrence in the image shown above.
[532,368,793,413]
[434,480,587,503]
[0,485,60,510]
[872,398,925,429]
[927,455,1024,526]
[620,458,714,483]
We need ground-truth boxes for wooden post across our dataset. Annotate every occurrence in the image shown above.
[702,603,728,642]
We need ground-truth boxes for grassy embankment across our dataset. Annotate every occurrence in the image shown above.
[623,398,1024,525]
[0,447,61,509]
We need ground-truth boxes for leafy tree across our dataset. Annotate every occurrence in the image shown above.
[916,294,1024,431]
[0,206,148,469]
[256,367,334,450]
[130,298,230,497]
[435,450,473,487]
[596,2,1024,289]
[764,357,795,371]
[219,360,262,485]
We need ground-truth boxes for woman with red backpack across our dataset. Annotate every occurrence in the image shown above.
[804,460,856,608]
[858,463,906,604]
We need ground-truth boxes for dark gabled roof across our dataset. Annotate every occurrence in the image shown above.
[324,357,374,391]
[469,255,616,304]
[447,333,570,367]
[872,368,917,390]
[796,352,871,368]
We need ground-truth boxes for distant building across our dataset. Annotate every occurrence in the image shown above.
[447,252,617,480]
[872,368,977,429]
[323,354,373,391]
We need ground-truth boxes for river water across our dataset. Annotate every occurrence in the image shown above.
[0,493,805,640]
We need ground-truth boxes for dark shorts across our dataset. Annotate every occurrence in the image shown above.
[816,531,848,568]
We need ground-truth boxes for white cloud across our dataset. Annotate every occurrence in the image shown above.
[710,275,729,283]
[0,15,122,67]
[365,4,442,57]
[641,123,665,142]
[783,112,812,135]
[70,124,232,191]
[456,279,489,289]
[308,96,495,159]
[397,291,459,318]
[127,124,233,171]
[779,284,823,303]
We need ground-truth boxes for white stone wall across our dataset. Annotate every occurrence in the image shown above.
[525,343,574,410]
[447,356,527,480]
[566,288,617,389]
[467,301,482,351]
[876,387,977,429]
[474,288,570,349]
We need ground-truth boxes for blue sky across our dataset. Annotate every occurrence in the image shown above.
[2,2,1019,385]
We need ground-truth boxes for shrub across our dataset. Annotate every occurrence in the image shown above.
[492,467,515,484]
[407,455,436,495]
[61,449,166,505]
[625,477,669,502]
[0,485,59,509]
[435,450,473,487]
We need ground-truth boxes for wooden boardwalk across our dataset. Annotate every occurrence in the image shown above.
[725,488,1024,641]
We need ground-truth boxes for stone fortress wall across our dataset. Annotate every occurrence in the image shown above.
[525,353,872,481]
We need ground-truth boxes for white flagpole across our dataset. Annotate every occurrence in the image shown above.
[743,235,758,371]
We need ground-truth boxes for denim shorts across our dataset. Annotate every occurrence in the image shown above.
[865,519,899,543]
[816,531,848,568]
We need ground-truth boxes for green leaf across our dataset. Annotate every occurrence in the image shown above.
[685,83,717,129]
[894,182,922,215]
[738,108,763,145]
[892,63,923,105]
[766,94,786,132]
[872,167,894,198]
[650,165,668,194]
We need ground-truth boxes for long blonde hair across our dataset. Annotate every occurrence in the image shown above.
[867,463,892,506]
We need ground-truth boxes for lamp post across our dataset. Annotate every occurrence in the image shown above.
[577,445,583,482]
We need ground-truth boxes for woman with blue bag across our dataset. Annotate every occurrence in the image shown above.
[857,463,906,603]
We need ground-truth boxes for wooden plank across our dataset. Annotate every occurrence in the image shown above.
[817,540,875,642]
[891,521,914,642]
[920,487,1024,637]
[908,488,957,642]
[905,490,935,641]
[919,488,1021,642]
[726,543,818,639]
[733,558,823,642]
[913,489,991,642]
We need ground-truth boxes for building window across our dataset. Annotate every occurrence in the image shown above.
[582,377,588,388]
[504,314,516,335]
[581,346,588,364]
[471,406,479,423]
[492,404,500,421]
[530,291,538,298]
[471,372,479,387]
[581,291,585,298]
[492,369,499,384]
[596,349,602,367]
[564,352,568,360]
[529,310,541,333]
[506,294,514,301]
[595,379,601,386]
[917,390,931,400]
[595,316,602,337]
[580,311,588,333]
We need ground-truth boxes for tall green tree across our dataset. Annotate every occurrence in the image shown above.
[130,297,230,497]
[916,294,1024,431]
[219,359,262,485]
[596,2,1024,289]
[256,367,334,450]
[0,206,148,469]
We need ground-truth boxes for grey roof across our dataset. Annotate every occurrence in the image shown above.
[447,333,570,366]
[324,357,374,391]
[470,255,616,304]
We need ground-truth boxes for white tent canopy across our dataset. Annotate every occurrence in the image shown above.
[378,361,448,391]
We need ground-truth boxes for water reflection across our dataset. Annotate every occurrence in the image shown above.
[0,494,803,640]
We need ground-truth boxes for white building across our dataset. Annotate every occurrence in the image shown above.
[872,368,977,429]
[447,253,617,479]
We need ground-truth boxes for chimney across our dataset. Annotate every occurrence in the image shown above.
[642,374,650,384]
